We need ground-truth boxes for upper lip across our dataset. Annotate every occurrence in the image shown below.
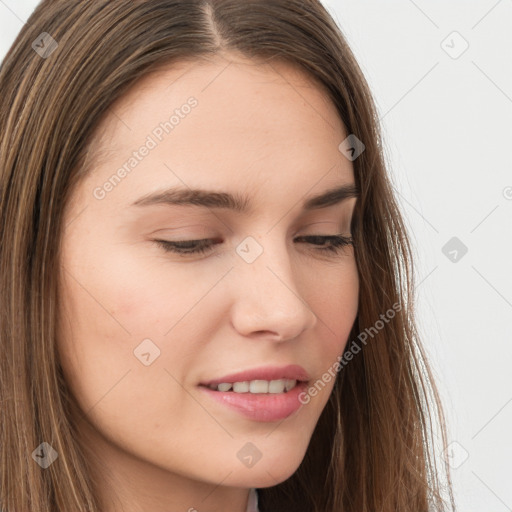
[199,364,310,387]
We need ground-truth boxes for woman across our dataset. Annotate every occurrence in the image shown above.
[0,1,456,511]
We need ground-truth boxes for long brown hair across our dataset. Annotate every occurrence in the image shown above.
[0,1,456,510]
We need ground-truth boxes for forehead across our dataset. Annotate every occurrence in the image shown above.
[81,55,353,209]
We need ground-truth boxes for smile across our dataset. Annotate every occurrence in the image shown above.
[205,378,298,393]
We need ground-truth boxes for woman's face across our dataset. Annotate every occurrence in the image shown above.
[57,54,359,510]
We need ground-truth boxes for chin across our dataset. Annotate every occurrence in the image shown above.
[227,449,307,488]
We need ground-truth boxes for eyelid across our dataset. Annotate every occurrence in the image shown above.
[150,217,351,237]
[150,225,211,236]
[152,233,354,258]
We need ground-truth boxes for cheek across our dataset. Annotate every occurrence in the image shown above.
[56,242,222,395]
[64,243,187,336]
[307,260,359,377]
[313,258,359,331]
[100,245,230,334]
[56,263,197,440]
[56,272,134,410]
[56,244,158,406]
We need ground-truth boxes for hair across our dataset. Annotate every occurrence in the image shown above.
[0,1,456,511]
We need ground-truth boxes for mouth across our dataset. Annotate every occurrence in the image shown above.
[199,378,306,394]
[197,364,311,421]
[197,379,310,422]
[198,364,310,394]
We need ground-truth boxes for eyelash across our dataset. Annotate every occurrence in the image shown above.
[153,235,354,257]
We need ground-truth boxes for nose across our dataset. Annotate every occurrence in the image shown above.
[228,237,317,342]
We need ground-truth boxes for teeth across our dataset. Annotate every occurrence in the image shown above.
[250,380,268,393]
[284,379,296,391]
[211,379,297,393]
[233,381,249,392]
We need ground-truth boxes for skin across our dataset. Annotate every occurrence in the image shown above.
[57,53,359,512]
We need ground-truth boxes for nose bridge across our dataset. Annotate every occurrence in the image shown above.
[230,233,317,339]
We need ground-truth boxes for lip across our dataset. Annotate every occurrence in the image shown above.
[198,381,309,422]
[199,364,310,387]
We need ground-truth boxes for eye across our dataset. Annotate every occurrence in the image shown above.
[295,235,353,253]
[153,235,353,257]
[154,238,219,256]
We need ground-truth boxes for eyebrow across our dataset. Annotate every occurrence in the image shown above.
[131,183,359,213]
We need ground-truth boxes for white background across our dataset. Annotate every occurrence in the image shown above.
[1,1,511,510]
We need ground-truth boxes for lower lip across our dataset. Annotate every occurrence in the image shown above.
[198,381,309,422]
